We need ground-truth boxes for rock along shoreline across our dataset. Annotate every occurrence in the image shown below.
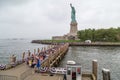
[31,40,120,47]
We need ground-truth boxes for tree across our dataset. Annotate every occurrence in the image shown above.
[77,27,120,42]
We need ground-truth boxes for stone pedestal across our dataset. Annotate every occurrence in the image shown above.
[52,21,78,40]
[70,22,78,36]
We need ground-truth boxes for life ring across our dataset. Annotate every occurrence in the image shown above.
[40,67,48,72]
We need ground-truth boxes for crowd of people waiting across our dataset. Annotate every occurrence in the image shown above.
[25,43,66,70]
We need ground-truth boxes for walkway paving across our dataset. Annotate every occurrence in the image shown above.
[24,73,63,80]
[24,73,92,80]
[0,63,30,80]
[82,77,92,80]
[0,64,64,80]
[0,63,92,80]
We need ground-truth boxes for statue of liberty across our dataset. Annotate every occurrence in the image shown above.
[70,3,76,22]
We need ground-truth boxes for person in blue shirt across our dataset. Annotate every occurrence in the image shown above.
[36,59,41,70]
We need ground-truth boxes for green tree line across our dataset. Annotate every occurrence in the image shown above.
[77,27,120,42]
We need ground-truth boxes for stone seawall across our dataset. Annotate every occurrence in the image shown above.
[31,40,53,44]
[31,40,120,46]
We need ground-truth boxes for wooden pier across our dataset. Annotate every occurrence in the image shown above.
[41,43,69,67]
[0,43,111,80]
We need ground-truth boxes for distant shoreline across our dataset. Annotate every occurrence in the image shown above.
[31,40,120,47]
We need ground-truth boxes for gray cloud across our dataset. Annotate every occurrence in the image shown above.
[0,0,120,39]
[0,0,30,6]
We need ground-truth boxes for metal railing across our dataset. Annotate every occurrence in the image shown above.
[0,75,18,80]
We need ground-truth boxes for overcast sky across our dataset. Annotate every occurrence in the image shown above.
[0,0,120,39]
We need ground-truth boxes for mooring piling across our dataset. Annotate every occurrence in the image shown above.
[92,59,98,80]
[102,68,111,80]
[22,52,25,61]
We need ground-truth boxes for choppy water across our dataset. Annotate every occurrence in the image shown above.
[59,46,120,80]
[0,39,47,65]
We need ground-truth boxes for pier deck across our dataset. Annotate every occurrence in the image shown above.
[24,73,92,80]
[0,63,30,80]
[82,77,92,80]
[0,63,92,80]
[24,73,63,80]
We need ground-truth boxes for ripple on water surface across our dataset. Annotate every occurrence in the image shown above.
[59,46,120,80]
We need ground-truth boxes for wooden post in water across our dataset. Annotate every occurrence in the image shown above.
[22,52,25,61]
[43,47,45,51]
[10,54,16,64]
[41,47,43,52]
[92,59,98,80]
[102,68,111,80]
[28,50,31,57]
[34,49,36,54]
[37,48,40,53]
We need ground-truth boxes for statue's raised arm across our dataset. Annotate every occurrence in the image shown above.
[70,3,76,22]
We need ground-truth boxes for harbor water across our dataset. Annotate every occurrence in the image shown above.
[0,39,47,65]
[0,39,120,80]
[60,46,120,80]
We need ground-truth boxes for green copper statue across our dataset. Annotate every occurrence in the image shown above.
[70,3,76,22]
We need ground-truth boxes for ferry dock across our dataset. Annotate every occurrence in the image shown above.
[0,43,111,80]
